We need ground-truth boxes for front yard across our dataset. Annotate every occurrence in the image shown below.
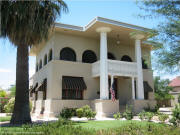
[0,118,180,135]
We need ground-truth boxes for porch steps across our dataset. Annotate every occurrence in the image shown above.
[158,107,173,115]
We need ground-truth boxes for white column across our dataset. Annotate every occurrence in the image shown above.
[134,35,144,99]
[131,77,135,99]
[96,27,111,100]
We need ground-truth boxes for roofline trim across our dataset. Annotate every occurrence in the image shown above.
[55,16,151,32]
[55,23,83,31]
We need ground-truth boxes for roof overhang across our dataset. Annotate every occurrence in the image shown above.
[30,17,154,56]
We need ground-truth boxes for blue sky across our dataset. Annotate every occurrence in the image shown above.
[0,0,178,89]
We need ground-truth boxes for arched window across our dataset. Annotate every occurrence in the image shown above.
[60,47,76,61]
[82,50,97,63]
[48,49,53,62]
[142,58,148,69]
[39,60,42,69]
[44,54,47,66]
[108,52,116,60]
[121,55,132,62]
[36,63,38,72]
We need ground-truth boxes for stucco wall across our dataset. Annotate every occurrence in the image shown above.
[50,60,100,100]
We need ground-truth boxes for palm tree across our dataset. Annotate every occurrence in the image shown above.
[0,1,68,125]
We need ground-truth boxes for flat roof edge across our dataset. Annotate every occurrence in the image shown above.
[96,17,150,32]
[55,23,83,31]
[54,16,152,32]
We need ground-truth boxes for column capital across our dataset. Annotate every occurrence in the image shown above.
[96,27,111,33]
[130,33,145,40]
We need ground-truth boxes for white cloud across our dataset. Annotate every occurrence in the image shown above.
[0,68,12,73]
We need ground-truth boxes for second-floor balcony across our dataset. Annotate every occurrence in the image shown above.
[92,60,137,77]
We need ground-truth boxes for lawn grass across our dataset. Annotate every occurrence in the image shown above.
[0,116,11,122]
[0,119,180,135]
[73,120,163,130]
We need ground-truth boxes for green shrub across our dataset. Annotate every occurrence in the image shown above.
[60,108,75,119]
[138,110,146,121]
[145,112,153,122]
[81,105,96,119]
[123,105,133,120]
[138,111,154,121]
[0,90,7,97]
[76,108,84,118]
[169,104,180,126]
[4,97,15,113]
[113,112,121,120]
[0,97,9,113]
[158,114,169,123]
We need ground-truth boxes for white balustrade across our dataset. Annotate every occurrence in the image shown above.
[92,60,137,77]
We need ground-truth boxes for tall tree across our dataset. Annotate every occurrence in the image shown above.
[0,0,68,125]
[137,0,180,73]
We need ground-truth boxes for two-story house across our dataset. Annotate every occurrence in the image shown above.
[29,17,156,117]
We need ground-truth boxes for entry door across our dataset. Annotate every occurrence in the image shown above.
[108,78,118,99]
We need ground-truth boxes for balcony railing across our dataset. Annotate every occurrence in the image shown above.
[92,60,137,77]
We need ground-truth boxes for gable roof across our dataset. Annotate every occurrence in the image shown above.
[169,76,180,87]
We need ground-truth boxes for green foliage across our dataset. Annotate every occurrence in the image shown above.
[4,98,32,113]
[81,105,96,119]
[137,0,180,73]
[123,105,133,120]
[4,97,15,113]
[75,105,96,119]
[1,120,180,135]
[0,97,10,113]
[9,86,16,97]
[0,90,7,97]
[158,114,169,123]
[178,95,180,103]
[169,104,180,126]
[60,108,76,119]
[76,108,84,118]
[113,112,121,120]
[154,76,174,101]
[138,111,154,121]
[1,1,68,46]
[0,116,11,122]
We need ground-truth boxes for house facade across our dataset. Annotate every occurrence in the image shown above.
[29,17,156,117]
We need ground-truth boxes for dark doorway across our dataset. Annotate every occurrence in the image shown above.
[108,78,118,99]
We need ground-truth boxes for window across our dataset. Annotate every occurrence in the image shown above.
[62,76,87,100]
[44,54,47,66]
[121,55,132,62]
[60,47,76,61]
[48,49,53,62]
[39,60,42,69]
[108,52,116,60]
[82,50,97,63]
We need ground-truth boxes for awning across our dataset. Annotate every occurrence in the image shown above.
[144,81,153,92]
[62,76,87,90]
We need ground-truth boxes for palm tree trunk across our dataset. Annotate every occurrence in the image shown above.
[10,44,32,125]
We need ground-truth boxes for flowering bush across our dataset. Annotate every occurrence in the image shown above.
[0,97,10,113]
